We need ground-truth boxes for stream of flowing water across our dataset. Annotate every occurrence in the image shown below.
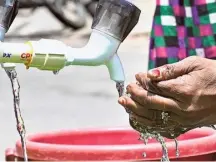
[5,69,28,162]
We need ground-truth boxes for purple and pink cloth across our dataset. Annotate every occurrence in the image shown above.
[149,0,216,69]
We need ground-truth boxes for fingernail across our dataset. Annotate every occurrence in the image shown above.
[118,97,126,105]
[148,69,160,78]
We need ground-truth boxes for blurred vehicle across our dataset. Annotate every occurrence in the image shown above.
[18,0,96,30]
[81,0,98,17]
[18,0,45,8]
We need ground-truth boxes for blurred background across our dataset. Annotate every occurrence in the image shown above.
[0,0,155,159]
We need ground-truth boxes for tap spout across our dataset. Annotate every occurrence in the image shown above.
[106,54,125,82]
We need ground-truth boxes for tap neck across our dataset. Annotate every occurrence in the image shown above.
[66,29,121,66]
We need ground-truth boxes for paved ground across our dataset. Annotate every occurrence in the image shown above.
[0,1,155,160]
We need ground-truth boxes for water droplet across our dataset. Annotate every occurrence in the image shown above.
[144,138,148,145]
[174,138,179,157]
[161,112,169,124]
[53,70,59,75]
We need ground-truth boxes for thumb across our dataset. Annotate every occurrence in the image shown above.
[147,57,195,81]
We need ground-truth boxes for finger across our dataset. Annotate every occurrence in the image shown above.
[135,73,177,100]
[119,96,158,120]
[135,72,147,87]
[135,73,150,90]
[129,113,179,129]
[119,95,183,123]
[153,75,189,100]
[129,114,183,139]
[135,74,166,96]
[147,56,199,81]
[135,73,157,92]
[136,72,189,100]
[126,83,181,114]
[129,112,156,126]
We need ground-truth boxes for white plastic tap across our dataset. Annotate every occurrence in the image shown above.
[0,29,125,82]
[0,0,141,83]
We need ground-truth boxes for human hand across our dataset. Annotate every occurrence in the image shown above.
[119,56,216,137]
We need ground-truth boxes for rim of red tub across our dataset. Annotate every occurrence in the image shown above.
[14,127,216,161]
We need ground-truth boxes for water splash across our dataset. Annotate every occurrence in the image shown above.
[116,81,182,162]
[5,69,28,162]
[161,112,169,124]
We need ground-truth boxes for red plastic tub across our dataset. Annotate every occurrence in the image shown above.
[5,127,216,161]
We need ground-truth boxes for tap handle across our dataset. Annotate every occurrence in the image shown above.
[0,0,19,32]
[92,0,141,42]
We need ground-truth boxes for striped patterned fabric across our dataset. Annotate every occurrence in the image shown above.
[148,0,216,69]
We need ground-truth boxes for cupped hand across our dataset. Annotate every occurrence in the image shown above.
[119,56,216,136]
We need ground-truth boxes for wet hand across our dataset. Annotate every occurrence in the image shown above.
[119,56,216,135]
